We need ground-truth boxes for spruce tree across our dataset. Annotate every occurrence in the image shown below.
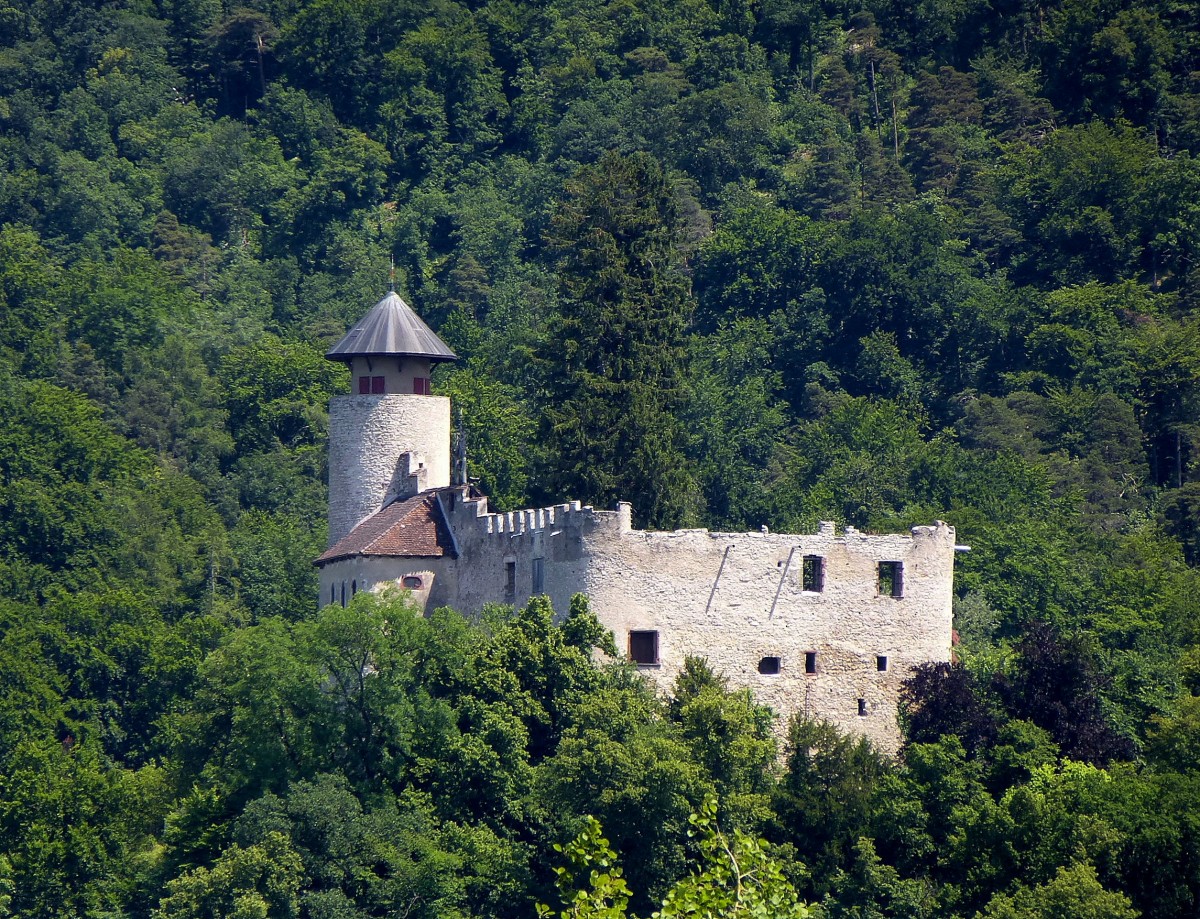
[538,151,695,529]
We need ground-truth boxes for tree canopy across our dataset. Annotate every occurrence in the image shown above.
[3,0,1200,914]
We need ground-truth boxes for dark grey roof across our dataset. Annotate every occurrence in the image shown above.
[325,291,457,363]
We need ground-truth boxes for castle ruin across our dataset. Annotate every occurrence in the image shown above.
[316,290,957,752]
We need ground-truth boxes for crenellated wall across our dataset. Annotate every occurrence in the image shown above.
[339,489,957,752]
[442,490,608,617]
[321,484,955,751]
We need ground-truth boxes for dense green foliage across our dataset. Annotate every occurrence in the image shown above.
[4,0,1200,914]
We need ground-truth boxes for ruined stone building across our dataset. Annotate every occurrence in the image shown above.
[316,291,958,751]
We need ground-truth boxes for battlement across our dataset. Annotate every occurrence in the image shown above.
[448,492,635,537]
[446,491,954,555]
[481,501,581,535]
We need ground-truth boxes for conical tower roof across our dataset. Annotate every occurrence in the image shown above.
[326,291,457,363]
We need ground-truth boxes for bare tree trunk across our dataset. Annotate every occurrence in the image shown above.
[891,94,900,159]
[1178,429,1184,488]
[869,60,882,141]
[256,33,267,96]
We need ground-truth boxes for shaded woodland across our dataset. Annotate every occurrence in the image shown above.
[3,0,1200,914]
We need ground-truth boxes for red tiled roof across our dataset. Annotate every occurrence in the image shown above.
[316,491,456,565]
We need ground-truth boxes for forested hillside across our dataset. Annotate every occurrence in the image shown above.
[3,0,1200,915]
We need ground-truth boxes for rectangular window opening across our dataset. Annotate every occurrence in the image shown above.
[505,560,516,594]
[629,630,659,666]
[413,377,432,395]
[531,557,545,595]
[802,555,825,592]
[358,376,371,395]
[858,698,868,716]
[804,651,817,674]
[371,376,386,394]
[758,656,781,675]
[877,655,888,672]
[878,561,904,598]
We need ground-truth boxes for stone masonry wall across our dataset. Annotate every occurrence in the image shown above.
[437,490,956,752]
[577,510,955,753]
[326,394,450,546]
[322,483,955,752]
[444,490,599,618]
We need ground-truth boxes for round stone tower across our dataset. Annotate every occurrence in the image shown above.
[325,290,457,546]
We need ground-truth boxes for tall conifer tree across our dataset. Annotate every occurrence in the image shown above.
[538,151,695,529]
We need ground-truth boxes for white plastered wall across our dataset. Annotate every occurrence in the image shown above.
[347,356,434,396]
[317,555,453,611]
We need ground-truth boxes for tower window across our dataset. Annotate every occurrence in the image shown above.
[877,655,888,671]
[351,580,357,596]
[330,584,335,605]
[413,377,432,395]
[805,651,817,674]
[802,555,825,592]
[371,376,385,394]
[858,698,868,716]
[358,376,371,394]
[505,560,516,595]
[629,630,659,666]
[532,557,545,595]
[402,575,423,590]
[878,561,904,598]
[758,656,781,675]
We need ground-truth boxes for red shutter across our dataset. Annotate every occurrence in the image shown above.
[358,376,370,394]
[372,376,385,394]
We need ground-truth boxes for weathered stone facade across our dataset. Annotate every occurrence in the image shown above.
[318,486,956,752]
[326,394,451,545]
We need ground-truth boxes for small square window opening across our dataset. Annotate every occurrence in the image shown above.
[758,656,781,675]
[804,651,817,674]
[878,561,904,598]
[629,630,659,665]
